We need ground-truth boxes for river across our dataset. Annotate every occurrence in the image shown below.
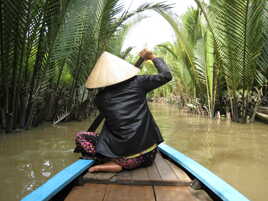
[0,103,267,201]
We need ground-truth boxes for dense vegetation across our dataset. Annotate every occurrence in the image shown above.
[1,0,267,133]
[0,0,169,133]
[136,0,268,123]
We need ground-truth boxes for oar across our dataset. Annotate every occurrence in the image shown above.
[134,57,145,69]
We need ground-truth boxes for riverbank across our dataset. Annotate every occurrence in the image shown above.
[150,96,268,123]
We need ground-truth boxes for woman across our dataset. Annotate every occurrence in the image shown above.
[75,49,172,172]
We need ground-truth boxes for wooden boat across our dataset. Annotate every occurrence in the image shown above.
[255,106,268,123]
[21,144,250,201]
[256,112,268,123]
[257,106,268,115]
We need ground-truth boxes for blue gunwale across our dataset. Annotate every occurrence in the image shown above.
[20,159,95,201]
[158,143,250,201]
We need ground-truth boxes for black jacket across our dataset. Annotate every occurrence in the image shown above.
[94,58,172,158]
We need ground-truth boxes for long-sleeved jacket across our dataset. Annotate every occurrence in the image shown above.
[94,58,172,158]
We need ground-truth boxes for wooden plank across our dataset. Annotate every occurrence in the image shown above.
[154,153,178,182]
[131,167,149,182]
[115,170,133,184]
[103,184,155,201]
[21,159,95,201]
[154,186,197,201]
[146,162,162,182]
[166,160,192,183]
[158,143,250,201]
[189,188,214,201]
[83,172,117,183]
[64,184,107,201]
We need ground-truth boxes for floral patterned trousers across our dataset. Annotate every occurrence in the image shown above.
[74,131,157,170]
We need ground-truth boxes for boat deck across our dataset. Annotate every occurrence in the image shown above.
[64,153,214,201]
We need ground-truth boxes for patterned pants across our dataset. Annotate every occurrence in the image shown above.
[74,131,157,170]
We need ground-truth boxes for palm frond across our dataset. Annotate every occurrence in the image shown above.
[155,10,199,97]
[118,2,173,27]
[110,15,147,56]
[182,8,202,47]
[257,3,268,86]
[195,0,267,121]
[158,43,178,60]
[120,47,133,59]
[214,0,265,91]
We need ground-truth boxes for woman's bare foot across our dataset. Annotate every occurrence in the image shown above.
[89,161,122,173]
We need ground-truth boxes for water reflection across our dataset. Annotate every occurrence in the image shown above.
[0,122,83,201]
[0,103,267,201]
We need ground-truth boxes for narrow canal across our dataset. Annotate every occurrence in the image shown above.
[0,103,267,201]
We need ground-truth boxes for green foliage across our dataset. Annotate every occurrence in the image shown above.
[194,0,267,122]
[0,0,171,133]
[147,0,268,121]
[0,0,71,132]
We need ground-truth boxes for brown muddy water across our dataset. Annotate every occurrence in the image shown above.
[0,103,267,201]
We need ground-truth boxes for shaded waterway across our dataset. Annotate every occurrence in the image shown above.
[0,103,267,201]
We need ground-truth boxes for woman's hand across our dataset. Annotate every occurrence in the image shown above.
[139,49,156,60]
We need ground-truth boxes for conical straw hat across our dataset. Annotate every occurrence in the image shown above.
[85,51,140,88]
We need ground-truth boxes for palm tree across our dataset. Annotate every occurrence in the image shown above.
[195,30,217,117]
[155,10,200,98]
[153,8,219,115]
[0,0,71,131]
[194,0,267,122]
[49,0,171,120]
[0,0,171,133]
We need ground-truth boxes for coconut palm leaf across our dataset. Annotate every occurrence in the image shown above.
[155,9,205,99]
[0,0,172,132]
[50,0,172,105]
[195,30,216,117]
[195,0,266,122]
[158,43,192,94]
[111,14,148,57]
[257,5,268,87]
[1,0,73,131]
[0,0,47,130]
[182,8,202,48]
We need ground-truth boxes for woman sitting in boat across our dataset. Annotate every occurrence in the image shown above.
[74,49,172,173]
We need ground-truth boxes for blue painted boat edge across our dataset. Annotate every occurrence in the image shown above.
[158,143,250,201]
[20,159,95,201]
